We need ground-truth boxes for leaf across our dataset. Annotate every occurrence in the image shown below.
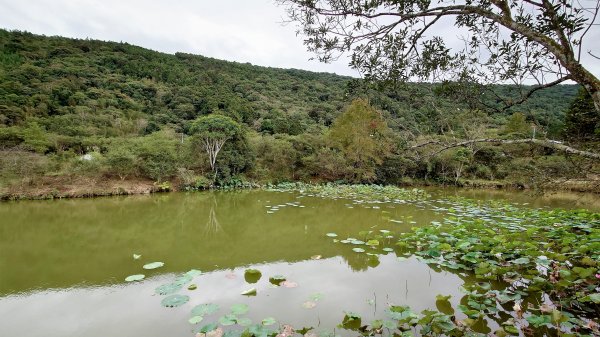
[281,281,298,288]
[191,303,220,316]
[366,239,379,246]
[241,288,257,296]
[133,254,141,260]
[160,294,189,308]
[143,261,164,270]
[155,283,182,295]
[188,284,198,290]
[198,323,219,334]
[352,248,365,253]
[326,233,338,237]
[189,315,204,324]
[244,269,262,284]
[231,303,249,315]
[382,248,394,252]
[269,275,286,286]
[125,274,145,282]
[311,255,322,260]
[237,318,252,327]
[219,314,238,326]
[512,257,530,265]
[185,269,202,277]
[261,317,276,326]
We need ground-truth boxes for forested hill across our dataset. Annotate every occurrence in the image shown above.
[0,29,577,141]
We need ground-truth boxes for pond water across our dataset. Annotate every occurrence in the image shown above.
[0,188,598,337]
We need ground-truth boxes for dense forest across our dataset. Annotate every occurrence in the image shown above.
[0,29,596,198]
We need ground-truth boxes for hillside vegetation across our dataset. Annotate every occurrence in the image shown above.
[0,29,595,198]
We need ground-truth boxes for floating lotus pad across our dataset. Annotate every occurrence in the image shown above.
[155,282,182,295]
[219,314,238,326]
[241,288,257,296]
[230,303,249,315]
[143,262,164,270]
[244,269,262,284]
[161,294,189,308]
[125,274,145,282]
[261,317,276,326]
[189,315,204,324]
[352,248,365,253]
[326,233,338,237]
[191,303,220,316]
[268,275,286,286]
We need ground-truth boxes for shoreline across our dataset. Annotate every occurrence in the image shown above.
[1,176,599,201]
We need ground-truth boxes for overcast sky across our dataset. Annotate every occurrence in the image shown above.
[0,0,598,80]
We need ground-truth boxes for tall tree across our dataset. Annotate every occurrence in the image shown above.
[190,114,241,174]
[277,0,600,113]
[329,98,392,182]
[564,87,599,141]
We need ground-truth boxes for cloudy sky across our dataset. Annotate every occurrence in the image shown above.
[0,0,598,80]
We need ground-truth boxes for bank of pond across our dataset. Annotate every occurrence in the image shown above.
[0,185,598,337]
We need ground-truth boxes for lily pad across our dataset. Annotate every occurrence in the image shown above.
[125,274,145,282]
[189,315,204,324]
[155,283,182,295]
[326,233,338,237]
[237,317,252,327]
[244,269,262,284]
[261,317,276,326]
[198,323,219,334]
[185,269,202,277]
[269,275,286,286]
[366,239,380,246]
[241,288,257,296]
[352,248,365,253]
[191,303,220,316]
[143,261,164,270]
[188,284,197,290]
[133,254,141,260]
[382,248,394,252]
[160,294,189,308]
[219,314,238,326]
[309,293,324,301]
[230,303,249,315]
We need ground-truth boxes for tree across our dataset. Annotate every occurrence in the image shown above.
[329,99,392,182]
[564,87,599,141]
[190,114,241,175]
[278,0,600,113]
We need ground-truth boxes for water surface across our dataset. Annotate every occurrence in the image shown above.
[0,188,597,337]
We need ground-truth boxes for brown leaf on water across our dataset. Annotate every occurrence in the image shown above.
[276,324,295,337]
[281,281,298,288]
[513,302,523,319]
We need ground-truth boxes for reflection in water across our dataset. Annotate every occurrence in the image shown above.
[204,195,222,236]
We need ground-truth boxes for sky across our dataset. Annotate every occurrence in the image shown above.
[0,0,598,80]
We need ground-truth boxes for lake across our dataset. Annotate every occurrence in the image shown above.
[0,187,598,337]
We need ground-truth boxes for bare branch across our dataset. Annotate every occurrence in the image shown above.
[410,138,600,160]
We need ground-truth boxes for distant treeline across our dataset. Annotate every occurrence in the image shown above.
[0,29,593,195]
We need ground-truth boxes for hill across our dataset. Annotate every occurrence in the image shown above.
[0,29,587,197]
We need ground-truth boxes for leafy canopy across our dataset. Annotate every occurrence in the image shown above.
[278,0,600,112]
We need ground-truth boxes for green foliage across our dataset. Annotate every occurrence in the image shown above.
[329,99,392,182]
[503,112,530,138]
[564,88,599,141]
